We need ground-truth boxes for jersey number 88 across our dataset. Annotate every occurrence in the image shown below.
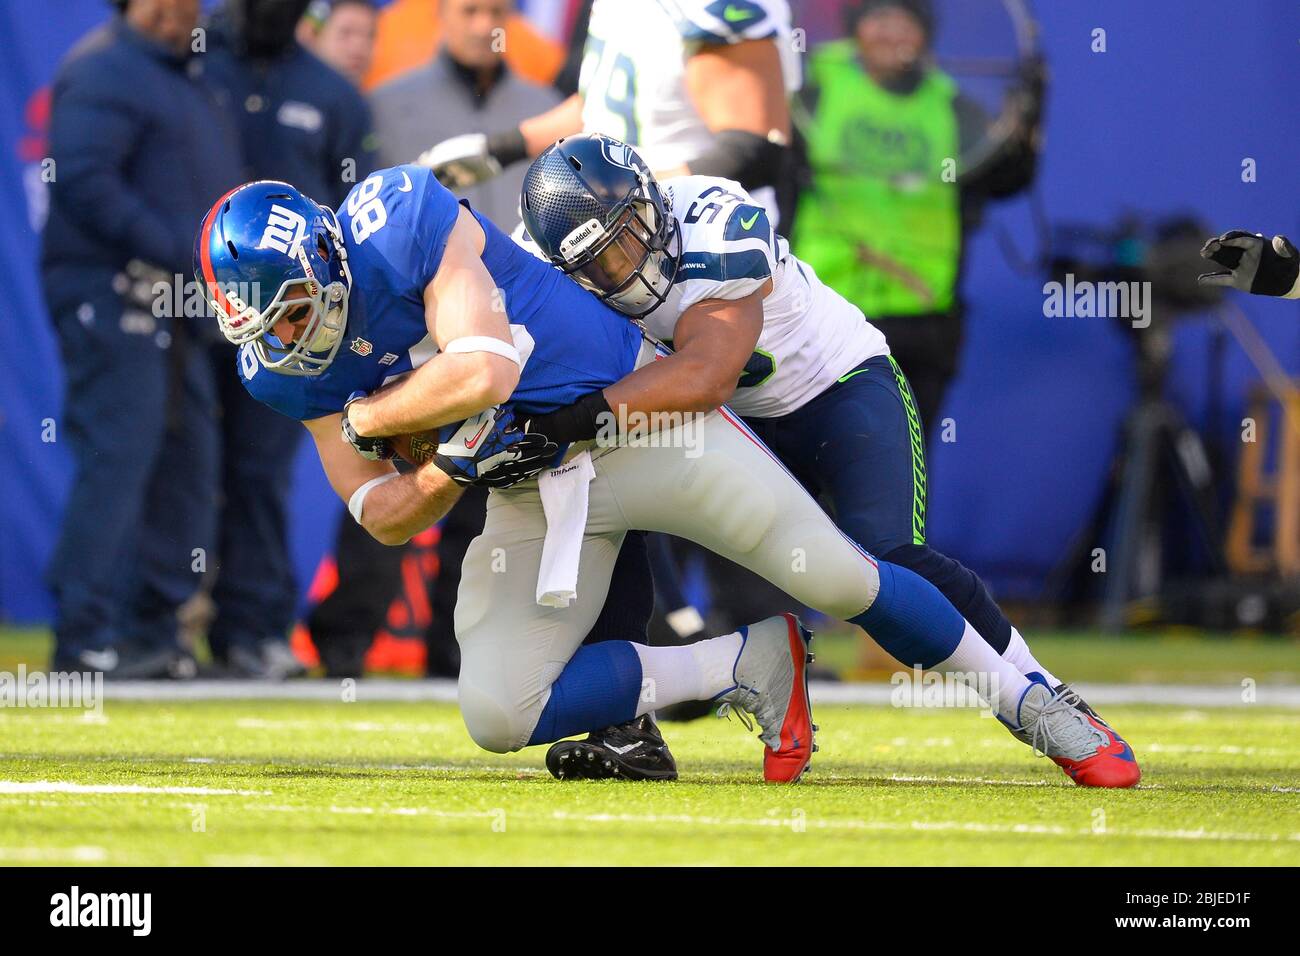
[347,175,389,244]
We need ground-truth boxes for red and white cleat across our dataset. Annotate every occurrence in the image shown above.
[1013,683,1141,788]
[718,613,817,783]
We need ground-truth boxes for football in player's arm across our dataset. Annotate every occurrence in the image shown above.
[306,202,526,545]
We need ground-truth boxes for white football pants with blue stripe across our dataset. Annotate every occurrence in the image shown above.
[453,348,1029,753]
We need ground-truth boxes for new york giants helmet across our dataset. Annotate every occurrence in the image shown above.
[521,133,680,318]
[195,180,352,376]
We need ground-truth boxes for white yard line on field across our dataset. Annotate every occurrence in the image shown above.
[0,781,269,796]
[232,801,1300,844]
[0,845,107,862]
[70,678,1300,708]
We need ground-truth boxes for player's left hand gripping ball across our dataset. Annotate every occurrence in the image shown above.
[341,391,396,461]
[433,407,558,488]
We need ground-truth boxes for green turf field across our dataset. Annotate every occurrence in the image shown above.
[4,625,1298,684]
[1,697,1297,866]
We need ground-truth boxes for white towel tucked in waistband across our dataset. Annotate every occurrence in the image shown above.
[536,451,596,608]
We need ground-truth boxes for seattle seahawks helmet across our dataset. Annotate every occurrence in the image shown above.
[195,180,352,376]
[521,133,680,318]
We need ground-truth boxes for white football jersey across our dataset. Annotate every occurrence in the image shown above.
[646,175,888,417]
[511,174,888,418]
[579,0,800,220]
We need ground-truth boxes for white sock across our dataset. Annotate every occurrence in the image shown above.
[934,619,1033,724]
[1003,626,1060,688]
[632,631,742,716]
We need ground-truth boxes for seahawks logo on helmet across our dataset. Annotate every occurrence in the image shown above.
[522,133,681,319]
[597,135,638,171]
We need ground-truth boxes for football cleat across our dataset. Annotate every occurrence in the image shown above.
[1005,675,1115,740]
[1051,680,1110,727]
[1010,683,1141,788]
[545,714,679,782]
[717,613,817,783]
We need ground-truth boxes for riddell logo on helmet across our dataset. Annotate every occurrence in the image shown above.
[258,204,308,256]
[559,218,605,259]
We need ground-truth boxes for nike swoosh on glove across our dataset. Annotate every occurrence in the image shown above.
[433,407,559,488]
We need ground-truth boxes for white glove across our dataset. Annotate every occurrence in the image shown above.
[416,133,503,189]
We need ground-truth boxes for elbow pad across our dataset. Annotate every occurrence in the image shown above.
[688,129,789,190]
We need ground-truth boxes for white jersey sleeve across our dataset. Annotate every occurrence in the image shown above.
[665,0,788,47]
[578,0,799,183]
[670,176,779,313]
[510,219,552,264]
[648,175,889,418]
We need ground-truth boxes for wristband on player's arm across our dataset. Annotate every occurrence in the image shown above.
[687,129,788,190]
[526,390,613,444]
[486,128,529,168]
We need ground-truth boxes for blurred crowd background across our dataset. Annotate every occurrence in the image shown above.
[0,0,1296,680]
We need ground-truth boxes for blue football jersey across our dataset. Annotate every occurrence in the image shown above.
[239,165,643,421]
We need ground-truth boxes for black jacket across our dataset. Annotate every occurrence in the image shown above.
[41,17,244,279]
[201,12,376,210]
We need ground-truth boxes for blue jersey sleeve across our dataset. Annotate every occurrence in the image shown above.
[406,167,461,287]
[237,343,312,421]
[339,165,460,295]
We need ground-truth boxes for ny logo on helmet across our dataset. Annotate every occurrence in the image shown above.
[258,204,308,256]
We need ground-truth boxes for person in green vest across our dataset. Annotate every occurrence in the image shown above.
[793,0,1043,438]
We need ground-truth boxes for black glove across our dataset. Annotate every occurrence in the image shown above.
[523,391,614,445]
[470,433,560,488]
[341,391,396,461]
[1199,231,1300,297]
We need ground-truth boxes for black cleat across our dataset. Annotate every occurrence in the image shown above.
[546,714,678,781]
